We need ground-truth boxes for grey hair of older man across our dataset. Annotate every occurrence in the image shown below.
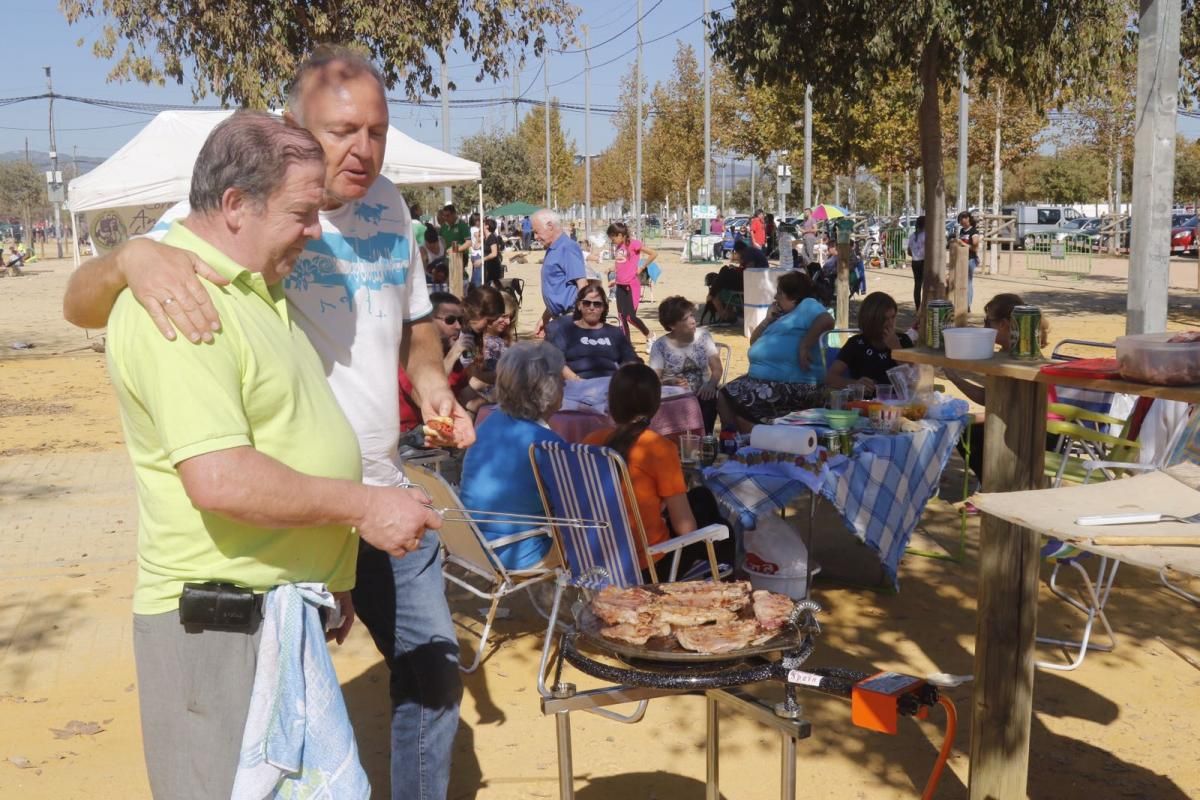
[496,341,566,422]
[530,208,562,232]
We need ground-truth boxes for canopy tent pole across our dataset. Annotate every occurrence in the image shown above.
[478,181,485,280]
[70,212,81,269]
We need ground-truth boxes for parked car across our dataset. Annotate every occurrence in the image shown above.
[1000,204,1085,248]
[1053,217,1103,246]
[1171,216,1199,256]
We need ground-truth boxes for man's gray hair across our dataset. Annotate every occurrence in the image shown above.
[286,44,386,124]
[189,111,325,213]
[531,208,562,231]
[496,342,565,422]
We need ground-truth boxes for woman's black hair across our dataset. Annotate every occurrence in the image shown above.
[572,282,609,321]
[424,225,440,244]
[606,221,630,240]
[776,270,815,302]
[657,295,695,330]
[462,285,506,347]
[914,215,925,232]
[604,364,662,461]
[856,291,898,343]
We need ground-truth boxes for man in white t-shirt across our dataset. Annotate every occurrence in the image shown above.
[63,46,471,800]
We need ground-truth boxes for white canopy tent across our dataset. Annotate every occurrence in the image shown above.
[67,109,482,265]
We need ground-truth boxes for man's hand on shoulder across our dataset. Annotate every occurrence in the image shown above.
[121,238,229,343]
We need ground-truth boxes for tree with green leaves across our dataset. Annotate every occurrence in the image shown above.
[451,127,540,210]
[709,0,1124,313]
[0,162,47,241]
[592,64,643,209]
[59,0,578,106]
[644,43,707,205]
[517,102,577,208]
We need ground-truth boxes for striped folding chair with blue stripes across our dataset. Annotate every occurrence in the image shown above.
[530,440,732,736]
[529,441,729,587]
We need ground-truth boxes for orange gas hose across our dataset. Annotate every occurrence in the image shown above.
[920,695,958,800]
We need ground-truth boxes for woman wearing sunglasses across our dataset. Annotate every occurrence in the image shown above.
[548,282,641,380]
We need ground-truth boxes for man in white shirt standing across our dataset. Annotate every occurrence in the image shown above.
[63,46,471,800]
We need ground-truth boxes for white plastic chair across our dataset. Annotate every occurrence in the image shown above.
[404,465,560,673]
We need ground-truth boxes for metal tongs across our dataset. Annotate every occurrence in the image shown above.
[397,478,609,530]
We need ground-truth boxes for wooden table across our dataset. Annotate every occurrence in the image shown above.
[892,347,1200,799]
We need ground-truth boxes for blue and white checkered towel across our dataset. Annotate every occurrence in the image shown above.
[231,583,369,800]
[704,418,966,588]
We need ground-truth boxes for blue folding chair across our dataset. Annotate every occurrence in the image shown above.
[529,440,732,766]
[529,441,729,586]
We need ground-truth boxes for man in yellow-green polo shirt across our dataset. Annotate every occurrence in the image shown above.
[104,111,442,799]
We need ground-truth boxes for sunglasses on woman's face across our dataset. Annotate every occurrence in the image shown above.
[580,300,605,309]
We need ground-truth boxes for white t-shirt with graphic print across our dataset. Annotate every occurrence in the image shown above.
[147,175,431,487]
[648,328,718,394]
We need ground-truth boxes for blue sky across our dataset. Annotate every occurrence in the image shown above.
[4,0,1195,172]
[1,0,718,164]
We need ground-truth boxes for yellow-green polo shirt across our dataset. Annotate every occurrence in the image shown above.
[106,222,363,615]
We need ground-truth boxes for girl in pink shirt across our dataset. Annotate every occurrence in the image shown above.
[607,221,657,340]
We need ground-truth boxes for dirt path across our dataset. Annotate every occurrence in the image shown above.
[1,252,1199,799]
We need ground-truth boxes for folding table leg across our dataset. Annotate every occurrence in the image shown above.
[780,732,797,800]
[556,709,574,800]
[706,696,720,800]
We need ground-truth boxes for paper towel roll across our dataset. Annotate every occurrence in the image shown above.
[749,424,818,456]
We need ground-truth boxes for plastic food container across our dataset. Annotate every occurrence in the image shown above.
[942,327,997,360]
[1116,332,1200,385]
[823,409,860,430]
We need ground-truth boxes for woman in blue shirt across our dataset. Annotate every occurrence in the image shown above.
[459,341,566,569]
[718,271,834,433]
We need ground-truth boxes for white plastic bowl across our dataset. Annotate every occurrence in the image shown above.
[942,327,997,360]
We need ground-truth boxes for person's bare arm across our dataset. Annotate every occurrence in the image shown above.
[62,237,228,342]
[750,304,780,345]
[404,319,476,448]
[664,493,697,536]
[176,446,442,557]
[798,313,835,370]
[824,359,852,389]
[698,353,723,400]
[944,367,986,405]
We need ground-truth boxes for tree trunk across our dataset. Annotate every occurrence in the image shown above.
[917,33,946,338]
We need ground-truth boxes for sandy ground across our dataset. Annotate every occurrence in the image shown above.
[2,244,1200,799]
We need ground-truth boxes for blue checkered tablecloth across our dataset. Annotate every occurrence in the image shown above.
[703,417,967,587]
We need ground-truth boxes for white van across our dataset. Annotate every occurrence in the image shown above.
[1000,204,1084,248]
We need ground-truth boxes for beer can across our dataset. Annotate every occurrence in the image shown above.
[700,435,718,466]
[925,300,954,350]
[1010,305,1043,360]
[822,430,841,456]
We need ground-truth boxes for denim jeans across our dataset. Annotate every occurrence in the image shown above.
[353,532,462,800]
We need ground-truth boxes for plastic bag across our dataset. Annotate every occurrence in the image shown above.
[742,513,812,577]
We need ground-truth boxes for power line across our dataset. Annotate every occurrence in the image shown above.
[550,4,730,88]
[552,0,665,54]
[516,60,544,100]
[0,120,147,132]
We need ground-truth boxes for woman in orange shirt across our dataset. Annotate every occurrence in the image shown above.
[583,364,733,579]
